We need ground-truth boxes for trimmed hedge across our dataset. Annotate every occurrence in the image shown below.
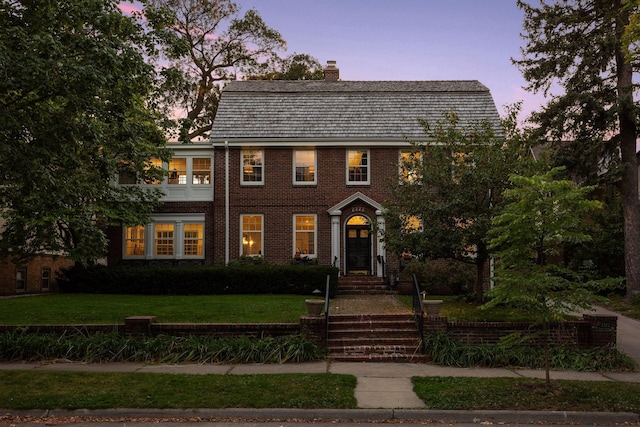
[58,264,339,297]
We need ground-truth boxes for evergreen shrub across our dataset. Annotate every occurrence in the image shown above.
[58,264,339,296]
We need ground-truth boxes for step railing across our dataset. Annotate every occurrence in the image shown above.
[411,274,426,353]
[324,274,330,347]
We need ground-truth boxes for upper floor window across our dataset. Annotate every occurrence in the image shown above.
[168,158,187,185]
[192,158,211,184]
[294,149,316,184]
[294,214,316,257]
[144,158,163,185]
[242,149,263,185]
[347,149,369,185]
[241,214,263,256]
[399,150,421,183]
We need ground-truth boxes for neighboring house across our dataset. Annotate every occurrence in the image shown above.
[107,61,502,278]
[0,216,74,295]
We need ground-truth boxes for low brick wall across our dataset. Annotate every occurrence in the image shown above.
[0,317,323,342]
[423,314,617,348]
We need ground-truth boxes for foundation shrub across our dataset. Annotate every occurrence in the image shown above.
[58,264,339,296]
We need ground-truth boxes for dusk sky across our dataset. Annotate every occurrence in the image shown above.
[233,0,546,121]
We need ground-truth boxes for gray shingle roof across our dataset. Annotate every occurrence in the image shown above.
[210,80,501,142]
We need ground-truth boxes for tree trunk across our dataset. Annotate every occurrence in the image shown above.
[615,3,640,300]
[475,242,488,302]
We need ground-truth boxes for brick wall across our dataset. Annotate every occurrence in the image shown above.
[213,146,401,269]
[423,315,617,348]
[0,255,74,295]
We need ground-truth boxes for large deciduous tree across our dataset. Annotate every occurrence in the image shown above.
[383,107,535,301]
[514,0,640,299]
[0,0,170,263]
[143,0,286,142]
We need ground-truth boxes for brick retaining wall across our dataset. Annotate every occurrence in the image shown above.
[423,314,617,348]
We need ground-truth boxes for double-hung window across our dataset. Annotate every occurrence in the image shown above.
[399,150,421,183]
[294,215,316,257]
[192,158,211,184]
[168,158,187,185]
[294,149,316,184]
[125,225,146,257]
[155,224,175,256]
[241,215,263,256]
[347,149,369,185]
[242,149,263,185]
[123,216,205,260]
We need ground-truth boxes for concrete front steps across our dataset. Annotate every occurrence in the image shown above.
[337,276,393,295]
[327,314,427,363]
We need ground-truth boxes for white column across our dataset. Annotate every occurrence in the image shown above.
[376,210,385,278]
[330,211,341,272]
[174,221,183,260]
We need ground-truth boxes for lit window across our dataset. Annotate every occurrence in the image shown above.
[294,215,316,256]
[155,224,174,256]
[294,150,316,184]
[347,149,369,184]
[184,224,204,256]
[399,150,420,183]
[241,215,263,256]
[242,150,263,184]
[402,215,423,234]
[168,158,187,185]
[41,268,51,290]
[16,269,26,292]
[125,225,145,256]
[192,158,211,185]
[144,158,163,184]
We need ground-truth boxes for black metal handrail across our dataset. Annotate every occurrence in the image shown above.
[324,274,330,347]
[411,274,426,353]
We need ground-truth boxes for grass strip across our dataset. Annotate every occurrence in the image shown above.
[0,294,309,324]
[413,376,640,412]
[0,371,357,410]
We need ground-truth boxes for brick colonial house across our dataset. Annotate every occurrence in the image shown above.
[107,61,502,278]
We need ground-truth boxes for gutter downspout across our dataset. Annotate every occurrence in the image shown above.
[224,141,230,265]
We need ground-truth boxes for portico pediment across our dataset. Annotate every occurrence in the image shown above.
[327,192,384,216]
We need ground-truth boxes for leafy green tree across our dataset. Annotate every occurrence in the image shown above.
[0,0,170,263]
[514,0,640,299]
[248,53,325,81]
[485,167,604,384]
[383,107,535,301]
[143,0,286,142]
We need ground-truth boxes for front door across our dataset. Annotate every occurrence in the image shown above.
[346,216,371,275]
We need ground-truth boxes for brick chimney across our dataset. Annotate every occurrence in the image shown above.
[323,60,339,81]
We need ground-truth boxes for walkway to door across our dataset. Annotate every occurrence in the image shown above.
[329,294,410,315]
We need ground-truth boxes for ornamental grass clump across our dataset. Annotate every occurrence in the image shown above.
[0,330,324,364]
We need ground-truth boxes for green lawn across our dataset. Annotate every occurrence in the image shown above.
[413,376,640,412]
[396,295,546,321]
[0,294,309,324]
[0,371,357,409]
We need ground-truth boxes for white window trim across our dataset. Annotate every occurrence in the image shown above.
[346,149,370,185]
[122,214,205,260]
[241,149,264,186]
[293,149,317,185]
[293,214,317,258]
[240,214,264,257]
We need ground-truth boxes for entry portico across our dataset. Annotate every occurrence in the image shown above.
[328,192,386,277]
